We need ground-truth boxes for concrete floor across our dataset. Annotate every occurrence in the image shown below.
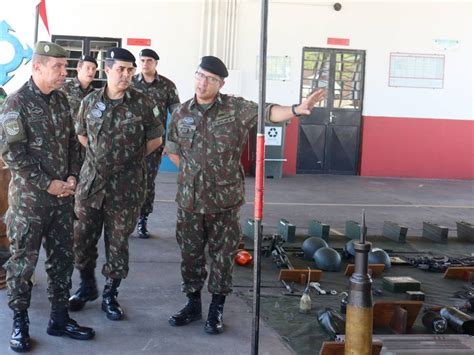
[0,173,473,354]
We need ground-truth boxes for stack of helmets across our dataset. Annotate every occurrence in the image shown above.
[302,237,328,260]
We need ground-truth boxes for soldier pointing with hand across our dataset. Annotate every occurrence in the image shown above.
[166,56,325,335]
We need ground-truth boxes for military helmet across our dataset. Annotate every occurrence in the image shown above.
[342,240,356,259]
[368,247,391,269]
[302,237,328,260]
[313,247,342,272]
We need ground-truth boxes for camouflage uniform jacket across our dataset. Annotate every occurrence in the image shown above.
[60,77,95,120]
[132,72,180,130]
[75,86,164,209]
[166,93,275,214]
[0,78,81,207]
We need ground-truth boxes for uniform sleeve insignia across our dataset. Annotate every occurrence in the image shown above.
[2,112,25,142]
[153,106,161,118]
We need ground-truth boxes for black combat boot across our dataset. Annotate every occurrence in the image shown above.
[137,214,150,239]
[204,294,226,335]
[168,291,202,326]
[10,310,31,352]
[47,306,95,340]
[101,278,124,320]
[69,269,98,311]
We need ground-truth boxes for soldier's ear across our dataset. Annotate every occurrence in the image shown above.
[32,62,41,74]
[219,80,225,90]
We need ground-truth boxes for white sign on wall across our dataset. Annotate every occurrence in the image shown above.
[265,126,282,146]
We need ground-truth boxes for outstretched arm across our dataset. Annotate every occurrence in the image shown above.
[269,88,326,123]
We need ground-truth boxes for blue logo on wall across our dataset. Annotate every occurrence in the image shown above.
[0,20,33,86]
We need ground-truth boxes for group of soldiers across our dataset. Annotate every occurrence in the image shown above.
[0,40,325,352]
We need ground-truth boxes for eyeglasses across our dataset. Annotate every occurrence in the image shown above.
[195,71,221,84]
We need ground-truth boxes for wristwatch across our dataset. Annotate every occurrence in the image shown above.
[291,104,302,117]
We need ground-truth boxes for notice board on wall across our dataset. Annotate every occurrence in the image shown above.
[389,53,445,89]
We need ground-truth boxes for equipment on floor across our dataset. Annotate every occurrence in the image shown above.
[422,310,448,334]
[308,219,330,241]
[440,307,474,335]
[382,276,421,293]
[277,218,296,242]
[302,237,328,260]
[313,247,342,272]
[345,210,373,354]
[368,248,391,269]
[235,250,253,266]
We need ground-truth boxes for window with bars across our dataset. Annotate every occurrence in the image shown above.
[52,35,121,88]
[301,48,364,110]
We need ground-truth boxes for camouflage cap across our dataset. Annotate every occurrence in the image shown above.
[34,41,68,58]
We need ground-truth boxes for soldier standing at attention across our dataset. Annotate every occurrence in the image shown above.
[166,56,325,334]
[0,41,95,353]
[60,55,98,165]
[69,48,164,321]
[132,48,180,239]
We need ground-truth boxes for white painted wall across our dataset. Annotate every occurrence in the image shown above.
[237,0,472,119]
[1,0,471,120]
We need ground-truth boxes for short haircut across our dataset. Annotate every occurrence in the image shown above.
[32,53,50,65]
[105,58,115,69]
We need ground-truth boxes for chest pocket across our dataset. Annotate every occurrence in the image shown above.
[121,115,144,149]
[28,116,51,145]
[87,114,104,137]
[211,116,239,153]
[177,124,196,149]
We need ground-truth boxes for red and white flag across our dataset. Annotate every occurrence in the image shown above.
[38,0,49,34]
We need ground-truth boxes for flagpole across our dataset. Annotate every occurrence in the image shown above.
[251,0,269,354]
[34,3,40,44]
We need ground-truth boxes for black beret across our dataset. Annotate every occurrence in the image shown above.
[79,54,98,67]
[106,47,135,63]
[34,41,68,58]
[199,56,228,78]
[139,49,159,60]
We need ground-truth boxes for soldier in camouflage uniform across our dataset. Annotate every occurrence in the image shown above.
[0,41,95,353]
[166,56,326,334]
[60,55,98,165]
[69,47,164,321]
[132,48,180,239]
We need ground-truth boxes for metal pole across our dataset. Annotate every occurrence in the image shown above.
[251,1,269,354]
[34,4,40,44]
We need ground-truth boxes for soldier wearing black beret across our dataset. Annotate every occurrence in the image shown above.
[132,48,180,239]
[70,47,164,322]
[166,56,326,334]
[60,54,98,165]
[1,41,94,352]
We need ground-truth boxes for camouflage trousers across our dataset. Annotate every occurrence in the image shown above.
[176,207,242,295]
[140,146,163,216]
[74,196,141,279]
[3,204,74,311]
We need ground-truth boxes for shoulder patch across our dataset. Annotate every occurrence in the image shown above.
[2,112,25,143]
